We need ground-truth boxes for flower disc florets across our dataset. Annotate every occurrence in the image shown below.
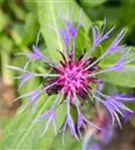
[48,52,99,100]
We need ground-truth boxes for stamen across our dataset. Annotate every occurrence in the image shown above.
[7,65,25,72]
[41,118,52,136]
[85,25,115,58]
[93,95,115,125]
[24,60,31,70]
[82,131,94,150]
[36,31,41,47]
[42,81,59,91]
[87,68,112,77]
[85,52,107,70]
[33,73,60,77]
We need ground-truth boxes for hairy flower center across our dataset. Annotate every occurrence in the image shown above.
[45,52,99,98]
[64,67,83,83]
[67,73,77,81]
[58,62,88,94]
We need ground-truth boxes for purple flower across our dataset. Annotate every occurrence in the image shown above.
[30,45,44,60]
[14,89,41,102]
[99,122,113,145]
[106,28,126,54]
[36,93,61,135]
[82,108,115,150]
[59,13,82,57]
[83,122,113,150]
[94,90,134,127]
[15,45,44,63]
[75,99,101,138]
[9,16,135,140]
[109,48,133,71]
[37,107,57,135]
[14,89,41,113]
[87,47,134,77]
[62,114,78,140]
[88,144,101,150]
[87,19,115,56]
[7,65,59,90]
[63,12,82,39]
[15,32,58,70]
[7,66,34,90]
[59,28,70,49]
[16,72,33,90]
[61,94,79,141]
[92,20,115,48]
[123,110,134,123]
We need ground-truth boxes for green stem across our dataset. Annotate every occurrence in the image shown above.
[1,50,14,85]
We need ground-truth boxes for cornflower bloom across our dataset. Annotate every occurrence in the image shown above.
[82,105,134,150]
[8,16,135,140]
[82,108,115,150]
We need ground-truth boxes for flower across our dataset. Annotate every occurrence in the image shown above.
[9,15,135,139]
[106,28,126,54]
[88,144,101,150]
[123,110,134,123]
[37,107,56,135]
[82,108,114,150]
[93,90,134,127]
[82,101,134,150]
[35,93,60,135]
[15,32,58,70]
[7,65,59,91]
[92,19,115,49]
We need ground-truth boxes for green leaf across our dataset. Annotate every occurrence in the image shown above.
[0,64,66,149]
[80,0,107,7]
[10,2,26,20]
[50,130,81,150]
[23,13,39,45]
[99,70,135,88]
[0,93,66,149]
[0,10,10,32]
[37,0,91,60]
[23,0,37,13]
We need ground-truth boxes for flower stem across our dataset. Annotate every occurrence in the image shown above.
[1,50,14,85]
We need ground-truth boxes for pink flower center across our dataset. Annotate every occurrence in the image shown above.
[45,52,99,99]
[58,62,88,94]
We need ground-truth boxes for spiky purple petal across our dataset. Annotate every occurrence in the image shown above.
[107,28,126,54]
[34,106,57,136]
[123,110,134,123]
